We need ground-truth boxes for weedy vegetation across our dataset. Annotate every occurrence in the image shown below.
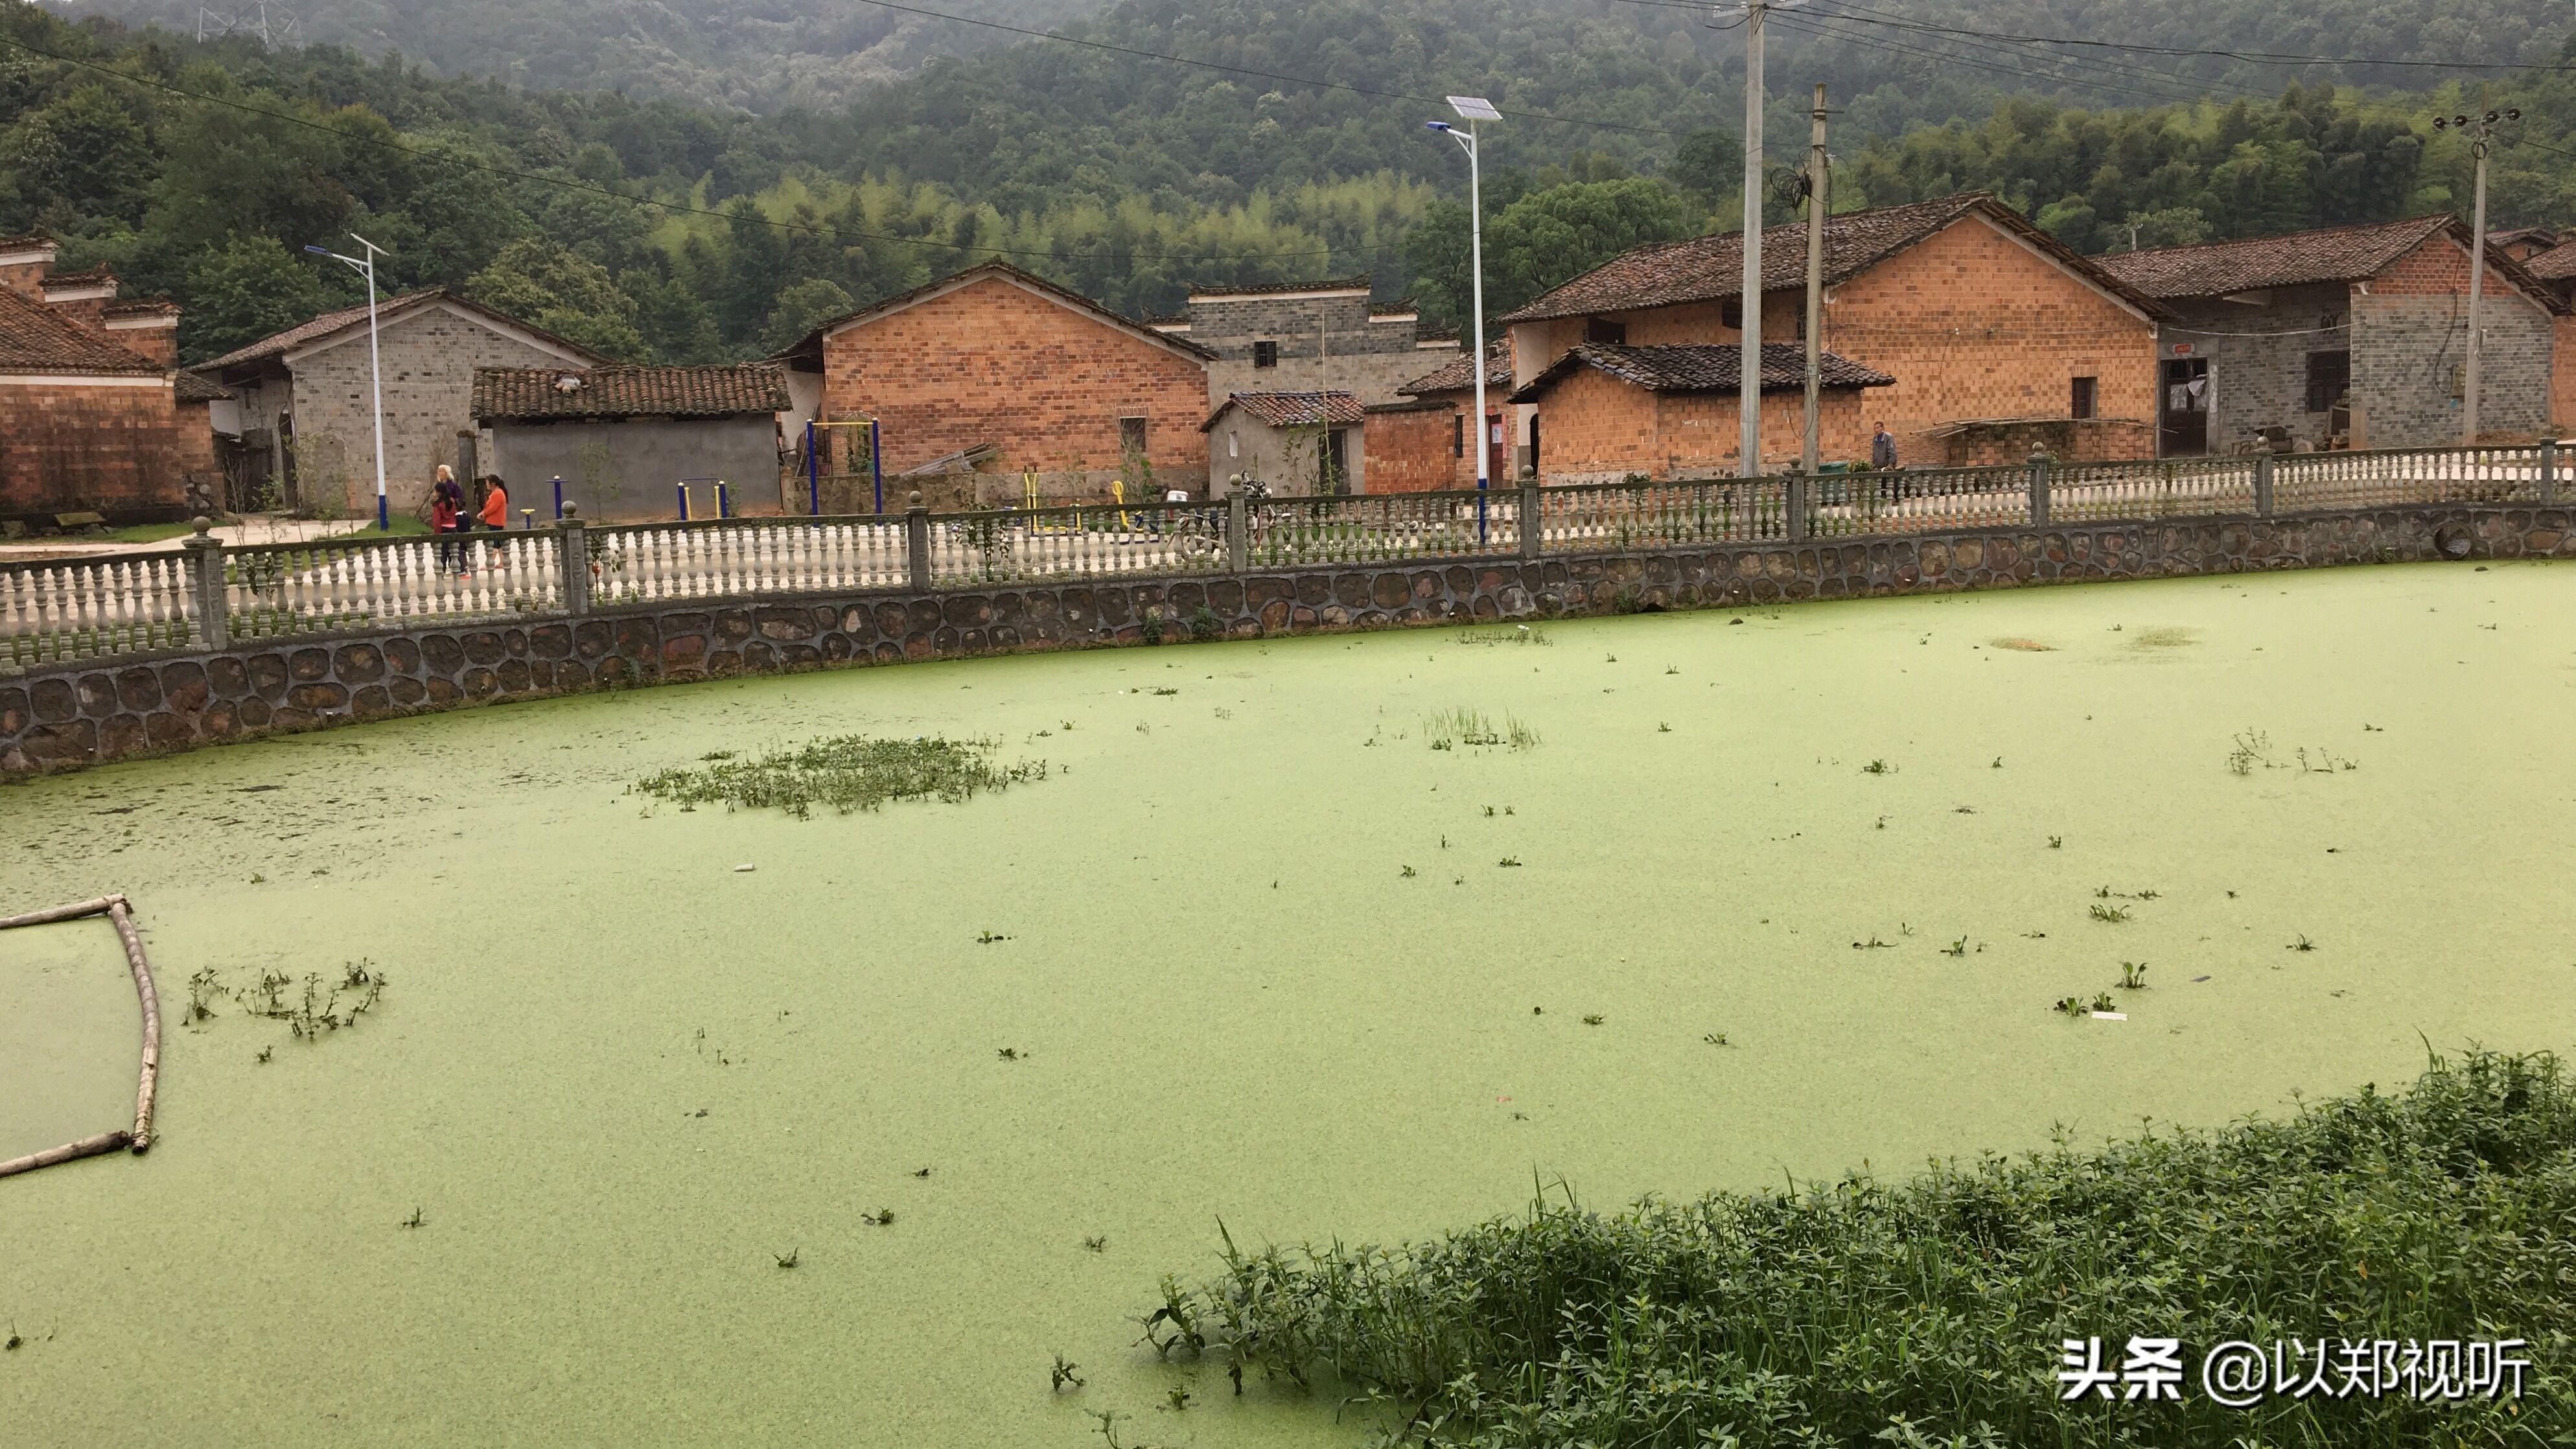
[632,735,1047,818]
[2089,903,2132,923]
[1422,707,1541,753]
[1151,1052,2576,1446]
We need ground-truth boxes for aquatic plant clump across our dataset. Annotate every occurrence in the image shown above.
[632,735,1048,818]
[1162,1050,2576,1448]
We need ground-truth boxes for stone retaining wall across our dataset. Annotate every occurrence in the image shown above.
[5,505,2567,775]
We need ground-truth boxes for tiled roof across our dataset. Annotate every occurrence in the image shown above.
[1508,343,1893,404]
[103,297,180,321]
[1498,193,2163,323]
[1398,342,1509,396]
[1368,302,1419,318]
[2093,216,2454,297]
[1186,274,1371,299]
[39,265,115,291]
[777,261,1216,362]
[2522,237,2576,282]
[0,233,56,253]
[0,284,165,375]
[173,371,231,403]
[1204,390,1365,430]
[198,290,607,373]
[2096,215,2567,312]
[2490,226,2559,249]
[472,363,791,422]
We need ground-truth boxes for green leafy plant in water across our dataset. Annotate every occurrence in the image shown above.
[632,735,1047,818]
[1422,706,1540,752]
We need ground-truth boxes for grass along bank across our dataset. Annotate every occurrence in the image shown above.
[1166,1049,2574,1447]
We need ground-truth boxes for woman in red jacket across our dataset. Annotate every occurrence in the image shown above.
[430,465,464,574]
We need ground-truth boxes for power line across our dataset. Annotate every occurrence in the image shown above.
[0,31,1379,266]
[1760,12,2220,108]
[1607,0,2571,73]
[848,0,1699,137]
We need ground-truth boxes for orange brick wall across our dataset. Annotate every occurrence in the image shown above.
[2369,237,2548,300]
[0,378,198,518]
[1531,366,1873,480]
[1363,404,1459,493]
[1406,386,1504,484]
[822,274,1211,488]
[1822,217,2156,465]
[1507,216,2158,467]
[2555,316,2576,431]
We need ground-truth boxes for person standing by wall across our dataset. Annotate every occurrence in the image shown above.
[1870,421,1898,470]
[430,465,465,575]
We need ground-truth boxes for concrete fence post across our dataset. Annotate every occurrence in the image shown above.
[1226,488,1247,573]
[2253,452,2275,517]
[1784,474,1809,542]
[557,509,589,617]
[1519,479,1542,561]
[906,492,933,592]
[181,516,226,649]
[2028,452,2052,529]
[2542,438,2558,507]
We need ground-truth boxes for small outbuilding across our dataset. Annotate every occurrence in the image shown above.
[1203,391,1367,497]
[1507,342,1894,482]
[473,364,791,522]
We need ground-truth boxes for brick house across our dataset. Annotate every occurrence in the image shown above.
[193,291,602,516]
[1150,275,1461,408]
[1,235,220,525]
[1360,400,1459,494]
[2096,216,2568,451]
[2506,237,2576,432]
[1496,193,2167,470]
[1393,342,1513,486]
[1203,390,1366,496]
[2489,227,2559,264]
[776,262,1215,506]
[474,364,792,522]
[1505,343,1893,483]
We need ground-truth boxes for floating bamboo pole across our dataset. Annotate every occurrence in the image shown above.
[0,892,162,1177]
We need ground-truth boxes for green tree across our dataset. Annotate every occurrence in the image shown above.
[1667,128,1745,210]
[1488,179,1699,320]
[181,236,336,362]
[465,237,645,360]
[760,277,857,353]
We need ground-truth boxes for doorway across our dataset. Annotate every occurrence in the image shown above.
[2159,358,2210,456]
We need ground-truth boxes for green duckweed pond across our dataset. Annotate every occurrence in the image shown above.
[4,558,2572,1446]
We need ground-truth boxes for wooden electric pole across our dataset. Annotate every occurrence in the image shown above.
[1802,83,1828,476]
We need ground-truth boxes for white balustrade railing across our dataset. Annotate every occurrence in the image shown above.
[224,531,560,642]
[1539,478,1787,550]
[587,518,911,604]
[1,552,197,668]
[2,444,2562,669]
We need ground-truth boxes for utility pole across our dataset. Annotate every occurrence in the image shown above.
[2436,106,2519,445]
[305,233,392,529]
[1802,83,1828,476]
[1430,97,1501,531]
[1716,0,1808,476]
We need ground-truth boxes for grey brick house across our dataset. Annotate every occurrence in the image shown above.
[2096,216,2566,453]
[1151,276,1460,409]
[193,291,601,514]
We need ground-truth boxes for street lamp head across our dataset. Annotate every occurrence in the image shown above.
[1426,121,1454,133]
[303,245,331,255]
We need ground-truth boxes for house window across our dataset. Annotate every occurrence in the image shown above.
[1252,340,1279,369]
[1119,416,1148,456]
[1227,430,1239,459]
[2304,350,2351,413]
[1452,412,1465,458]
[2070,376,2098,420]
[1721,299,1743,329]
[1586,318,1627,345]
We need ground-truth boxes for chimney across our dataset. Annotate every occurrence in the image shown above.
[40,266,119,332]
[102,299,183,367]
[0,235,56,299]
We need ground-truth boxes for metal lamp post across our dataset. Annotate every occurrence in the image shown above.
[1430,95,1502,517]
[305,235,392,529]
[2432,108,2519,445]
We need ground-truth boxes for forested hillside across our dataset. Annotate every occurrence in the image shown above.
[7,0,2574,367]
